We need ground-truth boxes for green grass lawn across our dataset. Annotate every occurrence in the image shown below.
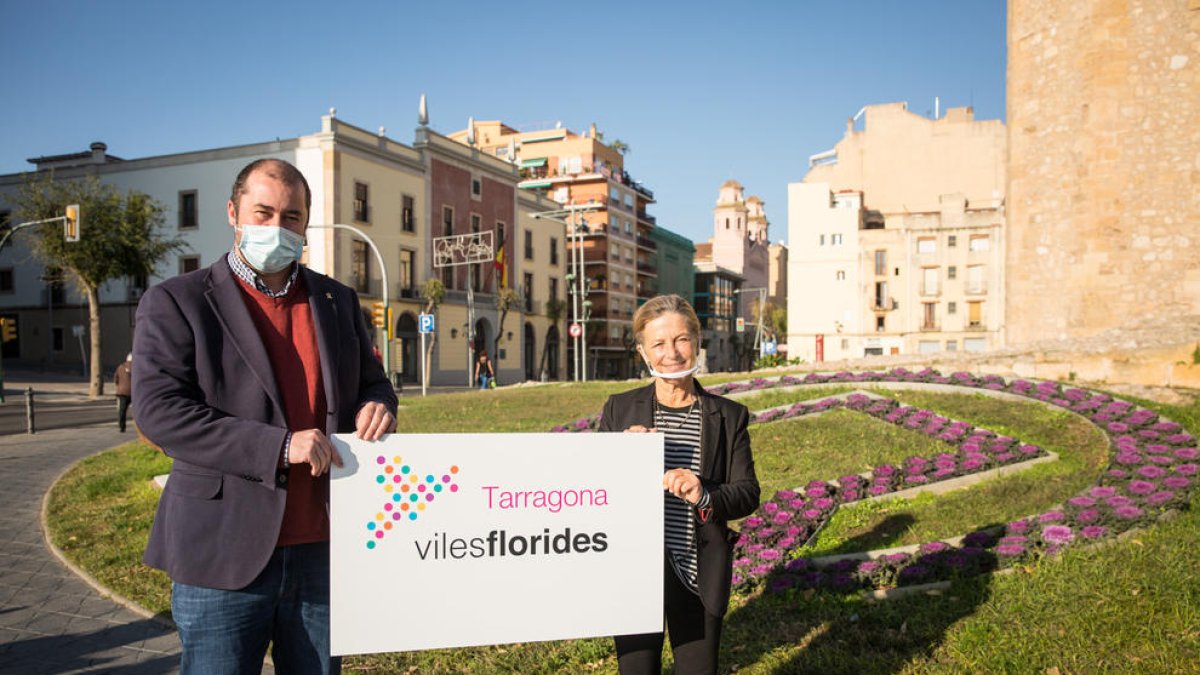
[43,379,1200,673]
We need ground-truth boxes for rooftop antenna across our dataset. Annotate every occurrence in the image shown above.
[329,107,337,118]
[466,116,476,145]
[418,94,428,127]
[934,96,940,119]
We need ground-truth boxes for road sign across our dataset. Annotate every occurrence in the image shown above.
[736,317,745,333]
[419,313,435,334]
[763,340,777,355]
[569,323,582,338]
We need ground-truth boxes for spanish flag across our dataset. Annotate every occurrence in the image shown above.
[494,244,507,288]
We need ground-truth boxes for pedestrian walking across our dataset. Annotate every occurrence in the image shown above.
[114,353,133,432]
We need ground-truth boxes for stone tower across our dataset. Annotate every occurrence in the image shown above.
[712,179,749,274]
[1006,0,1200,346]
[746,196,769,243]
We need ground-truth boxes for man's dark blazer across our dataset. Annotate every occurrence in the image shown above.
[133,257,397,590]
[599,380,760,617]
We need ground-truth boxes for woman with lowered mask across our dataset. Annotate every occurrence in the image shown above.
[600,294,760,675]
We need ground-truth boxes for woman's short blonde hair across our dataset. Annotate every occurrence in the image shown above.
[632,294,701,346]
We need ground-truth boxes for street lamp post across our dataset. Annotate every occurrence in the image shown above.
[532,204,601,383]
[308,224,391,376]
[735,286,769,363]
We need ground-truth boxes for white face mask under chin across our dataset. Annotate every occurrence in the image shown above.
[641,357,699,379]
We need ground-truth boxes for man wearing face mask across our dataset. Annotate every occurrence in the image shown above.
[133,158,397,674]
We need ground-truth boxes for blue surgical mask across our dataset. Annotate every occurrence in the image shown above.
[237,224,305,273]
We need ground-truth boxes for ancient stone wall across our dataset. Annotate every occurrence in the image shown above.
[1006,0,1200,346]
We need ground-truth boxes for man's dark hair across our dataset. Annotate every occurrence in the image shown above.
[229,159,312,222]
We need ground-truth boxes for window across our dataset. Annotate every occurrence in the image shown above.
[835,270,845,281]
[398,249,415,291]
[351,240,370,294]
[471,178,482,197]
[402,195,415,232]
[948,265,957,280]
[624,220,631,234]
[864,347,883,356]
[726,218,731,230]
[841,338,849,349]
[611,245,620,260]
[967,265,986,294]
[353,182,369,222]
[948,235,957,248]
[496,222,506,249]
[472,261,482,292]
[53,327,64,352]
[919,340,940,354]
[968,301,983,328]
[549,277,559,303]
[874,250,887,276]
[178,256,200,275]
[969,236,990,252]
[442,265,454,289]
[550,237,559,266]
[948,301,957,315]
[524,229,533,260]
[0,268,12,293]
[964,337,987,352]
[917,237,936,254]
[874,281,888,308]
[922,302,937,330]
[922,267,939,295]
[523,273,534,312]
[442,207,454,236]
[946,340,958,352]
[876,316,885,332]
[831,233,843,245]
[624,194,633,209]
[471,214,481,233]
[178,190,198,229]
[819,234,825,246]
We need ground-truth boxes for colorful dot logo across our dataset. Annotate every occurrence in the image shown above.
[365,457,460,550]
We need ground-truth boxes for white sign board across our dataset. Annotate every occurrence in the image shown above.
[329,433,664,656]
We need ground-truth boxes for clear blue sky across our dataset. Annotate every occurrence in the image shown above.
[0,0,1007,246]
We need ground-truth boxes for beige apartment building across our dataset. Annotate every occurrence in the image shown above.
[787,103,1006,362]
[448,121,658,379]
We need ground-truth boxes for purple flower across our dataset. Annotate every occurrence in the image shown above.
[788,498,807,510]
[1006,520,1031,535]
[868,485,890,496]
[775,489,797,500]
[1114,506,1145,520]
[1107,422,1129,433]
[1136,465,1167,479]
[963,531,996,547]
[1167,433,1197,445]
[772,511,794,525]
[1041,525,1074,545]
[1089,486,1118,499]
[1127,480,1157,495]
[1038,511,1066,523]
[759,548,783,562]
[1146,491,1176,507]
[1000,535,1028,545]
[784,558,810,572]
[1174,448,1199,461]
[1107,469,1130,479]
[801,509,823,520]
[1176,464,1199,476]
[1067,496,1097,508]
[904,475,930,485]
[750,564,773,577]
[742,516,764,530]
[812,498,835,510]
[733,557,753,568]
[1081,525,1107,539]
[1075,509,1100,524]
[857,561,880,575]
[1163,476,1191,489]
[996,543,1025,557]
[1106,495,1135,508]
[574,419,590,430]
[762,502,780,514]
[920,541,950,554]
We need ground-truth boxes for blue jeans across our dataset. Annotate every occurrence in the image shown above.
[479,374,490,390]
[171,542,339,675]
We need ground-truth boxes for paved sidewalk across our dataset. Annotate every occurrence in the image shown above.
[0,424,181,673]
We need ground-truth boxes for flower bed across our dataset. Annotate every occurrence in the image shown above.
[552,368,1197,596]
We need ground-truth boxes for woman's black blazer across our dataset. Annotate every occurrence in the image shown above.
[599,380,761,616]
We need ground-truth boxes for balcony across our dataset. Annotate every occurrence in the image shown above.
[920,285,941,297]
[395,284,421,300]
[872,297,897,311]
[637,261,657,277]
[965,282,988,295]
[636,209,657,225]
[920,322,940,332]
[966,320,986,331]
[636,235,657,252]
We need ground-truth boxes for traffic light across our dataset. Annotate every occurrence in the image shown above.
[1,318,16,342]
[371,302,386,328]
[64,204,81,242]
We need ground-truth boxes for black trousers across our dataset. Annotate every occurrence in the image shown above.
[614,556,723,675]
[116,395,131,432]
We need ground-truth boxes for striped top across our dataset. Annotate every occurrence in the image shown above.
[657,400,704,594]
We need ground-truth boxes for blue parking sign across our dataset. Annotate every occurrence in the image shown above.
[419,313,435,334]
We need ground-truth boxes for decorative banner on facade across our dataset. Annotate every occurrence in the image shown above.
[329,433,665,656]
